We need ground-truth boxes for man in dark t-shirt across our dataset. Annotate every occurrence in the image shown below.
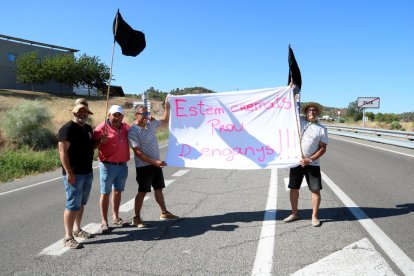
[58,99,95,249]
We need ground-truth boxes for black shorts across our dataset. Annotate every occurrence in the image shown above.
[288,165,322,192]
[135,165,165,193]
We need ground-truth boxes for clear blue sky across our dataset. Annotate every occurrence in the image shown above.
[2,0,413,113]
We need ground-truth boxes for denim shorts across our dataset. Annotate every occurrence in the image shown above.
[64,172,93,211]
[99,162,128,194]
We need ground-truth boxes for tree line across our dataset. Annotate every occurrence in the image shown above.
[138,88,413,130]
[15,51,110,94]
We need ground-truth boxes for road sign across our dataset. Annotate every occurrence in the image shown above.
[357,97,380,109]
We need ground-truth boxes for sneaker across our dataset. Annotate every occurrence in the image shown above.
[63,237,83,249]
[283,214,300,223]
[160,211,180,221]
[100,224,110,234]
[132,216,145,228]
[113,218,129,227]
[73,229,95,239]
[312,219,321,227]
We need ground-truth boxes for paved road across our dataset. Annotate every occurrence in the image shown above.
[0,136,413,275]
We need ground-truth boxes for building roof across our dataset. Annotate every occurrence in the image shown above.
[0,34,79,53]
[102,85,125,97]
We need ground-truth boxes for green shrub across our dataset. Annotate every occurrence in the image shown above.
[0,147,61,182]
[390,121,402,130]
[2,102,56,149]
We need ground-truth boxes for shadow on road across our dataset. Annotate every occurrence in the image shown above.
[81,203,413,245]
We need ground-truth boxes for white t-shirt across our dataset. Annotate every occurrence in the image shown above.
[300,116,328,166]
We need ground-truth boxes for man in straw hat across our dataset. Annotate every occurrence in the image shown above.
[93,105,130,233]
[284,102,328,227]
[58,99,95,249]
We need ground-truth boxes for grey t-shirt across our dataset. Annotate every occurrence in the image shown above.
[128,120,161,168]
[300,116,328,166]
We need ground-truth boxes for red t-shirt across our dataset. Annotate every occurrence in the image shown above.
[93,120,131,163]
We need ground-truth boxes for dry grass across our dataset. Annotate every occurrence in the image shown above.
[0,89,169,182]
[0,89,163,135]
[342,120,413,131]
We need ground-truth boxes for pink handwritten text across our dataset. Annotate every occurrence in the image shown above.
[206,119,244,135]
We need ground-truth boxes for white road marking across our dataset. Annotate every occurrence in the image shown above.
[2,143,168,196]
[119,180,175,213]
[0,176,63,196]
[119,195,150,213]
[172,170,189,177]
[0,164,100,196]
[322,171,414,275]
[251,169,278,276]
[165,179,175,187]
[330,136,414,158]
[292,238,397,275]
[40,175,180,256]
[39,223,101,256]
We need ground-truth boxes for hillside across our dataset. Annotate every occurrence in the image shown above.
[0,89,164,135]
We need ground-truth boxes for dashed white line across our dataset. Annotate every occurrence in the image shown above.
[172,170,189,177]
[251,168,278,276]
[40,172,181,256]
[39,223,101,256]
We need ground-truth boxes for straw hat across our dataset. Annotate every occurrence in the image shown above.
[301,102,323,114]
[71,104,93,114]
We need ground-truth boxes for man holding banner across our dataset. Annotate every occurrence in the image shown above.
[283,102,328,227]
[128,100,180,228]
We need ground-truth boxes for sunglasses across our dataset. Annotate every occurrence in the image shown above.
[307,108,318,112]
[137,112,150,116]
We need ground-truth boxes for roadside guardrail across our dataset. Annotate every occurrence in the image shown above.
[323,124,414,149]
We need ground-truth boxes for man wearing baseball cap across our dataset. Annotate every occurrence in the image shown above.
[58,99,95,249]
[93,105,131,233]
[284,102,328,227]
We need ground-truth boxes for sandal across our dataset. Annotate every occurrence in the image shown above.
[101,224,110,234]
[63,237,83,249]
[73,229,94,239]
[113,218,129,227]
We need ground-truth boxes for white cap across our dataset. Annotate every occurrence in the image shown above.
[108,105,124,115]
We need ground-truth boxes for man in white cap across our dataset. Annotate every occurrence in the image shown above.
[284,102,328,227]
[58,99,95,249]
[93,105,130,233]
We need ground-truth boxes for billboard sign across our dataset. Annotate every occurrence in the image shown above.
[357,97,380,109]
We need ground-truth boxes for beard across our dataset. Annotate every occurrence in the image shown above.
[75,114,89,125]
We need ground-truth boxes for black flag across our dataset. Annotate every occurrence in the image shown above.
[113,11,146,57]
[287,45,302,91]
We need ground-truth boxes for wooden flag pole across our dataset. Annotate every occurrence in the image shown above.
[104,9,120,128]
[291,82,305,159]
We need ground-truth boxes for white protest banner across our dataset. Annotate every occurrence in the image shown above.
[165,86,301,169]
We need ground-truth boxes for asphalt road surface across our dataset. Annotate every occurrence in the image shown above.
[0,135,413,275]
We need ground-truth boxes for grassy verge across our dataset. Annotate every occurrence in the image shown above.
[0,132,169,184]
[0,147,61,183]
